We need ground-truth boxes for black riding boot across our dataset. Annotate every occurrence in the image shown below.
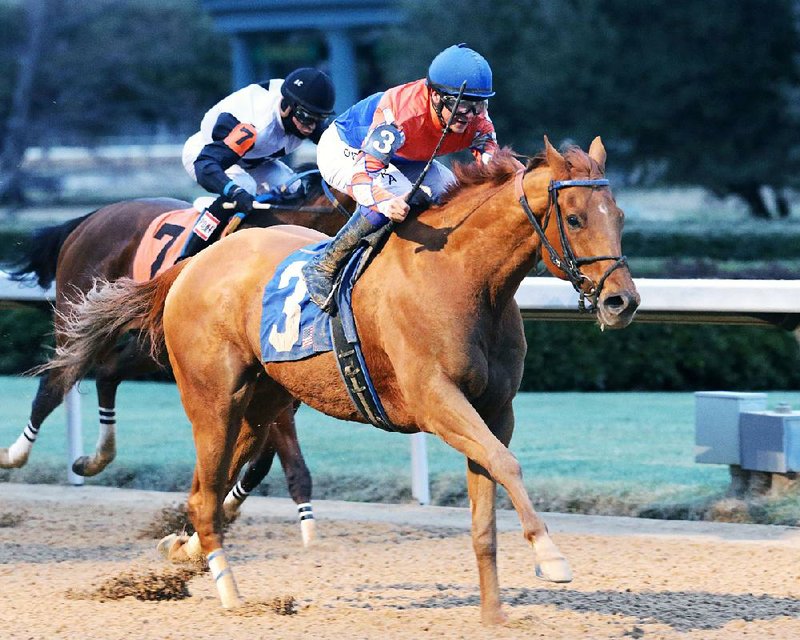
[302,211,378,312]
[177,197,231,261]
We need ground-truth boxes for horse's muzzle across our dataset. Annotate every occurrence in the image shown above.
[597,287,640,329]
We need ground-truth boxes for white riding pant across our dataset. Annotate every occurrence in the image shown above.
[316,125,456,202]
[182,132,299,196]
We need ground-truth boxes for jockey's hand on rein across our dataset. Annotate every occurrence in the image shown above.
[377,194,411,223]
[229,187,255,214]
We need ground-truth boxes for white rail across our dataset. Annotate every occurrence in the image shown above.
[5,272,800,323]
[4,272,800,497]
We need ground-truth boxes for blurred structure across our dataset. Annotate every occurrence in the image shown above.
[201,0,405,114]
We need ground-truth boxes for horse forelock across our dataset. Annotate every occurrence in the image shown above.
[562,145,605,179]
[439,148,522,205]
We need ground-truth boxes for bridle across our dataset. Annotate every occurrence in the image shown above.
[514,169,628,313]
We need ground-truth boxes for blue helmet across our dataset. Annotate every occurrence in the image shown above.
[427,43,494,99]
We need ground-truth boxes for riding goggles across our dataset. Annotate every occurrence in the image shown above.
[440,94,488,117]
[292,105,326,127]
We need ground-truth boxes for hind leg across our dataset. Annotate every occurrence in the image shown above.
[0,372,64,468]
[168,382,294,564]
[223,399,316,546]
[72,337,160,476]
[272,401,315,546]
[187,387,252,606]
[222,435,275,522]
[168,345,293,607]
[221,375,280,520]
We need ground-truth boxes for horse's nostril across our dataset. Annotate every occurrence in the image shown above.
[602,291,640,315]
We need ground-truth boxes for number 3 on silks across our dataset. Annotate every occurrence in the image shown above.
[362,123,404,165]
[268,260,307,353]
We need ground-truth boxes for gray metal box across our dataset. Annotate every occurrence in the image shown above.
[739,410,800,473]
[695,391,767,464]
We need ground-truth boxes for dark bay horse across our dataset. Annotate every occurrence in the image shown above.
[2,189,347,544]
[42,139,639,623]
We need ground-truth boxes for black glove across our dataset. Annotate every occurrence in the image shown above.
[228,186,255,214]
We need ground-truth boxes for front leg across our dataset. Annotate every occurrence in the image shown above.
[420,379,571,621]
[467,457,505,625]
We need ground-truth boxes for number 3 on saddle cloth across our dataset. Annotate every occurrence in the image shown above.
[260,240,395,431]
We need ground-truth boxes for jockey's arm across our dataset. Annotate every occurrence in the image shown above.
[469,120,499,165]
[349,122,410,222]
[193,113,257,195]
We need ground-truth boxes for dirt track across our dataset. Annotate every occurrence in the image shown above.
[2,483,800,639]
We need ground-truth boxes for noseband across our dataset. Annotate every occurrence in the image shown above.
[514,169,628,313]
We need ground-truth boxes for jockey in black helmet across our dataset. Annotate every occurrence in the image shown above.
[180,67,335,260]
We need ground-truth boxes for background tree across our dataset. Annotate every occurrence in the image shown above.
[386,0,800,219]
[0,0,230,204]
[0,0,44,205]
[604,0,800,219]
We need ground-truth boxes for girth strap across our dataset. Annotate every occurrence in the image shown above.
[329,313,396,432]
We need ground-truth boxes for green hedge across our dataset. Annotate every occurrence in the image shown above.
[0,307,53,374]
[621,225,800,261]
[522,321,800,391]
[2,307,798,391]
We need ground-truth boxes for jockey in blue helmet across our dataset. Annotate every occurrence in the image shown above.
[304,44,499,311]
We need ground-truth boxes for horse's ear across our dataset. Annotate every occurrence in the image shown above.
[544,135,569,180]
[588,136,607,174]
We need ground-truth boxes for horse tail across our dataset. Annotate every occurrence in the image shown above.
[31,261,189,391]
[4,211,96,288]
[138,261,188,361]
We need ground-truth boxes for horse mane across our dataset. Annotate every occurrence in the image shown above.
[439,144,603,206]
[439,148,522,205]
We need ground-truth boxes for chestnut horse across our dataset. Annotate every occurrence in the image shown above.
[3,186,347,543]
[43,138,639,624]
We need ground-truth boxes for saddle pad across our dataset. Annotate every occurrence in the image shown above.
[132,208,199,282]
[261,240,335,362]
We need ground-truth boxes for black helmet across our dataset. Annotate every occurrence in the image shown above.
[281,68,336,116]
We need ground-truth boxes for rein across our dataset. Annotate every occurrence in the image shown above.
[514,170,628,313]
[320,179,356,218]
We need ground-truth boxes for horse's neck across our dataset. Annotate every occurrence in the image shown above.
[432,168,552,311]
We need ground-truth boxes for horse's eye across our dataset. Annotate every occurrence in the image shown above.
[566,214,581,229]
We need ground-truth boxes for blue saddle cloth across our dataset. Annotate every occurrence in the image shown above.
[260,240,364,362]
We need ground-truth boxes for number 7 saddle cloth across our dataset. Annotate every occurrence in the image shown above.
[132,208,198,282]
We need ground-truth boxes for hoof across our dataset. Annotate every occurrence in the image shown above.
[533,536,573,583]
[71,455,113,477]
[0,438,31,468]
[222,502,241,524]
[71,456,93,477]
[535,557,573,583]
[157,533,191,563]
[221,594,244,610]
[480,607,509,626]
[0,448,27,469]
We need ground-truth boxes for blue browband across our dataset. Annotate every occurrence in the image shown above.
[549,179,610,191]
